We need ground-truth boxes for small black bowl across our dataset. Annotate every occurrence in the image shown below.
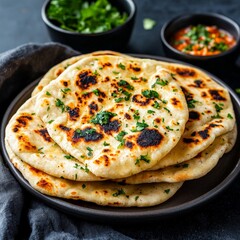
[161,13,240,70]
[42,0,136,53]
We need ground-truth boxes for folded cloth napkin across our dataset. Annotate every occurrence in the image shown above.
[0,43,132,240]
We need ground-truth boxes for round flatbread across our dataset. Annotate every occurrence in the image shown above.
[32,51,128,96]
[5,141,183,207]
[5,96,104,181]
[35,55,189,179]
[149,61,236,170]
[116,127,237,184]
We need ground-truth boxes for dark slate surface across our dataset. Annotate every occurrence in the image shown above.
[0,0,240,239]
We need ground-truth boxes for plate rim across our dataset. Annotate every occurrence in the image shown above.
[1,54,240,222]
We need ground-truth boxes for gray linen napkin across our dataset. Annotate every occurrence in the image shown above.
[0,43,132,240]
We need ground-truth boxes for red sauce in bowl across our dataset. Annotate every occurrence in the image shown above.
[171,24,236,56]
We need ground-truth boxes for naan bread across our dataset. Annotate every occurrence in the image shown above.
[5,141,183,207]
[149,61,236,170]
[32,51,128,96]
[116,127,237,184]
[5,97,104,181]
[35,55,188,179]
[33,52,236,171]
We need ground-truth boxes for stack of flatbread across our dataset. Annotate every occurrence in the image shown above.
[5,51,237,207]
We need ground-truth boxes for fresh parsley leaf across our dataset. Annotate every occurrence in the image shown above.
[117,63,126,70]
[55,98,65,112]
[143,18,156,30]
[103,141,110,146]
[64,155,74,159]
[227,113,233,119]
[142,90,159,99]
[187,99,198,108]
[92,89,100,96]
[152,78,169,88]
[147,110,155,114]
[91,111,117,125]
[135,155,150,165]
[153,101,160,109]
[47,0,128,34]
[115,131,127,147]
[112,188,125,197]
[131,120,149,132]
[61,88,71,94]
[133,110,140,120]
[86,147,93,157]
[118,80,134,90]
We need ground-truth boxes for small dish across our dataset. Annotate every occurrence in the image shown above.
[41,0,136,53]
[160,13,240,69]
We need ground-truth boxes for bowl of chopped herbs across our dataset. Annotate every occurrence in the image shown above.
[160,13,240,70]
[42,0,136,52]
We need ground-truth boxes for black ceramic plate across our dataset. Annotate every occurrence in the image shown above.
[1,55,240,223]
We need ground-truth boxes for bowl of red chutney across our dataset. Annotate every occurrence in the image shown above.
[160,13,240,69]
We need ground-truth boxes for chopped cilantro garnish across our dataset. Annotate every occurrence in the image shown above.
[147,110,155,114]
[74,163,90,173]
[118,80,134,90]
[82,184,86,189]
[211,102,224,119]
[47,0,128,34]
[92,89,100,96]
[133,110,140,120]
[164,189,170,194]
[115,131,127,147]
[86,147,93,157]
[61,88,71,94]
[166,126,173,131]
[117,63,126,70]
[112,71,120,75]
[135,196,139,201]
[48,120,54,124]
[64,155,74,159]
[112,188,125,197]
[131,120,149,132]
[37,147,44,154]
[91,111,117,125]
[131,76,138,80]
[135,155,150,165]
[143,18,156,30]
[227,113,233,119]
[153,101,160,109]
[103,141,110,146]
[55,98,65,112]
[142,90,159,99]
[152,77,169,88]
[187,99,198,108]
[46,91,51,96]
[164,107,171,114]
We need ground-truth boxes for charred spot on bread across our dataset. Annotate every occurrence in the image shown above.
[132,94,151,106]
[68,107,80,121]
[176,68,196,77]
[137,129,163,147]
[76,70,97,89]
[101,120,121,134]
[13,115,33,132]
[188,79,205,88]
[208,89,226,101]
[189,111,200,120]
[34,128,53,142]
[72,127,103,143]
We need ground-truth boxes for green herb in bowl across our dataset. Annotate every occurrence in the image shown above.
[47,0,128,34]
